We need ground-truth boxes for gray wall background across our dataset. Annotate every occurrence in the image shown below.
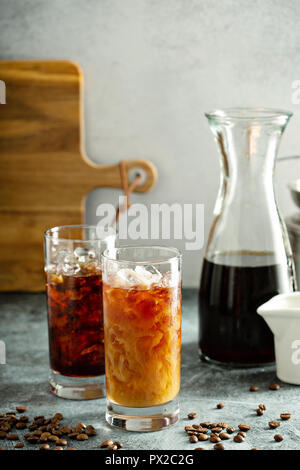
[1,0,300,286]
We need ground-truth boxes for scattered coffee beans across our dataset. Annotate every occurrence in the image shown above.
[76,433,88,441]
[219,432,230,440]
[214,443,225,450]
[14,443,24,448]
[256,408,264,416]
[198,433,209,441]
[269,421,281,429]
[258,404,267,410]
[280,413,291,420]
[16,406,27,413]
[0,406,103,451]
[40,443,50,450]
[226,426,235,434]
[7,434,19,440]
[233,434,244,443]
[269,383,280,391]
[238,424,251,432]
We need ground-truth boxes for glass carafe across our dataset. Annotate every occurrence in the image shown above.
[199,108,296,366]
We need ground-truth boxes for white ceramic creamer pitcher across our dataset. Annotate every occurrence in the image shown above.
[258,293,300,384]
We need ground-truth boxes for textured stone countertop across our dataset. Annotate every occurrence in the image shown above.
[0,289,299,451]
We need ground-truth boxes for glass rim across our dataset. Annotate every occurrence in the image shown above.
[44,224,114,242]
[101,245,182,265]
[205,107,293,122]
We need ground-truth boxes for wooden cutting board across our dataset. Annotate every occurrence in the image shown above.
[0,60,157,292]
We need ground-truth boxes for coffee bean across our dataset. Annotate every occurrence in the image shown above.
[269,421,281,429]
[16,406,27,413]
[61,426,71,434]
[195,447,206,450]
[256,408,264,416]
[217,422,228,429]
[233,434,244,443]
[114,441,123,449]
[269,383,280,391]
[210,435,221,443]
[251,448,259,450]
[211,427,223,433]
[238,424,251,432]
[33,430,43,436]
[27,436,39,444]
[107,444,118,450]
[226,426,235,434]
[197,433,209,441]
[68,433,78,439]
[200,422,211,428]
[40,444,50,450]
[274,434,284,442]
[219,432,230,440]
[28,424,37,431]
[7,433,19,440]
[75,422,86,432]
[16,422,27,430]
[189,435,198,443]
[188,413,197,420]
[258,404,267,410]
[48,435,59,442]
[14,442,24,448]
[249,385,259,392]
[280,413,291,420]
[216,403,225,409]
[40,433,50,442]
[214,443,225,450]
[54,446,64,450]
[56,438,67,446]
[66,448,77,450]
[53,413,63,421]
[20,416,29,423]
[86,425,97,436]
[76,433,88,441]
[100,439,114,448]
[237,431,246,438]
[0,431,6,439]
[197,428,208,434]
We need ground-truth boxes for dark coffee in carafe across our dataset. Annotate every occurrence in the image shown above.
[199,255,292,365]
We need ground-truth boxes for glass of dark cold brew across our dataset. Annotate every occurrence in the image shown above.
[44,225,115,399]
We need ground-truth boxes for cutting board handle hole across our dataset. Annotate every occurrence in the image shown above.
[128,167,147,186]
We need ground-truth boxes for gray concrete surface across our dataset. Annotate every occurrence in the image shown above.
[1,0,300,286]
[0,290,300,450]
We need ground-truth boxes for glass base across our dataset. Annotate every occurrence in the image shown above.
[200,350,275,369]
[106,398,180,432]
[49,370,105,400]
